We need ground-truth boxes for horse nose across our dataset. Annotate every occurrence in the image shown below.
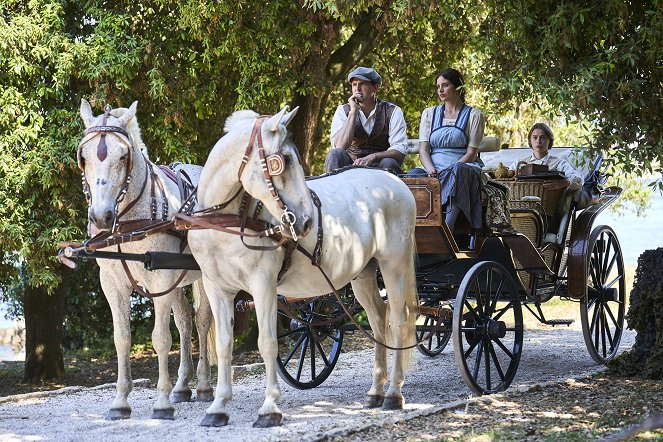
[300,216,313,236]
[89,208,114,230]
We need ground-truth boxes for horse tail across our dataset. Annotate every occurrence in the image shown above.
[193,280,217,366]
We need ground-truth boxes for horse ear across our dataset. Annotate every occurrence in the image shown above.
[281,106,299,128]
[80,98,95,128]
[118,101,138,127]
[264,106,289,132]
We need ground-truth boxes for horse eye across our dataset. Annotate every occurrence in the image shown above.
[283,155,292,166]
[120,153,128,160]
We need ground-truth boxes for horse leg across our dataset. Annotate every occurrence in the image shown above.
[377,256,418,410]
[200,277,234,427]
[100,271,133,420]
[251,282,283,428]
[171,288,194,403]
[350,263,388,409]
[150,293,176,419]
[192,279,214,402]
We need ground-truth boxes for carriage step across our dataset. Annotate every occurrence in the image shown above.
[544,318,574,327]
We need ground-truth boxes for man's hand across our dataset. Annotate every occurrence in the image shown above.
[353,153,376,166]
[348,93,361,112]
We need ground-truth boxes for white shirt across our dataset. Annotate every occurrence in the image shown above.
[509,153,584,185]
[330,102,408,155]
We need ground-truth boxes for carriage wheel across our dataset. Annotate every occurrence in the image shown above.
[416,299,452,357]
[580,225,626,364]
[453,261,524,395]
[276,299,344,389]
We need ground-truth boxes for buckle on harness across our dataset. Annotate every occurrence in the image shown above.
[281,208,297,241]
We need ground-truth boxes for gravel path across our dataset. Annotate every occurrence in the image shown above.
[0,327,635,442]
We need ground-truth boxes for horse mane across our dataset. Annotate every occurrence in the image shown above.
[110,107,148,156]
[224,110,260,134]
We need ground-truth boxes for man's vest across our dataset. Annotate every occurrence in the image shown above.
[343,100,395,160]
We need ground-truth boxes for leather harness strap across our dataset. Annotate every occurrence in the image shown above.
[118,243,188,299]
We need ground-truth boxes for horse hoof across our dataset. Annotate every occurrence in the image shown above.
[364,395,384,408]
[196,389,214,402]
[253,413,282,428]
[151,408,175,420]
[200,413,229,427]
[172,390,193,403]
[382,396,404,410]
[105,408,131,420]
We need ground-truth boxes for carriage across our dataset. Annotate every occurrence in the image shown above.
[59,104,624,426]
[263,141,625,396]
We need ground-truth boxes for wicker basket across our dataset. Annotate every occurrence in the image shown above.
[494,178,569,214]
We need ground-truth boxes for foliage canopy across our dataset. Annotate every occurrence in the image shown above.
[0,1,661,344]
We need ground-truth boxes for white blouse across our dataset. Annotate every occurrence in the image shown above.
[419,106,485,149]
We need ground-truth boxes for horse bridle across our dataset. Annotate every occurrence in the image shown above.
[77,105,144,233]
[237,116,300,240]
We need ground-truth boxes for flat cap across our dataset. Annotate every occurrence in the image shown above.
[347,67,382,85]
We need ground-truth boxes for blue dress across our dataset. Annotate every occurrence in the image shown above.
[408,104,484,229]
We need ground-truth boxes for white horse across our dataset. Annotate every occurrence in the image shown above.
[187,107,418,427]
[76,99,214,420]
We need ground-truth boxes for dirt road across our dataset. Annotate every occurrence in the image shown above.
[0,328,635,441]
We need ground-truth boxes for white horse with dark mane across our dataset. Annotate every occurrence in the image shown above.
[75,99,214,420]
[186,107,418,427]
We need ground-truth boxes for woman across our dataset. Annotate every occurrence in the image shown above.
[408,68,486,233]
[509,123,583,190]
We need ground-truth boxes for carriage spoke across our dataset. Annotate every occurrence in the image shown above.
[604,274,623,290]
[492,336,515,360]
[463,337,481,359]
[492,301,513,322]
[485,270,494,314]
[472,341,484,380]
[489,278,505,316]
[488,341,506,381]
[313,337,331,367]
[473,276,484,316]
[309,335,316,379]
[602,309,615,351]
[282,332,307,365]
[589,258,601,289]
[278,326,306,340]
[295,336,309,381]
[602,236,613,278]
[484,338,492,390]
[604,248,618,278]
[604,303,620,330]
[600,307,608,356]
[464,301,482,323]
[593,307,601,351]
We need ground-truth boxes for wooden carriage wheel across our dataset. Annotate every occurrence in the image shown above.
[452,261,524,395]
[580,225,626,364]
[275,290,358,389]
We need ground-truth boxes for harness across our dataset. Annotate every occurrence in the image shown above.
[63,113,322,296]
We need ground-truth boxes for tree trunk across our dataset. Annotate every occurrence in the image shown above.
[290,10,383,173]
[23,269,70,383]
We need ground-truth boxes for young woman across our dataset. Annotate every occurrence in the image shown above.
[408,68,486,233]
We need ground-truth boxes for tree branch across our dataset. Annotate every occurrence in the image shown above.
[328,10,382,82]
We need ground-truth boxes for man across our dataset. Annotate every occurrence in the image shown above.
[325,67,408,174]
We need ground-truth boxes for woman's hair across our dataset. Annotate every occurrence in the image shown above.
[527,123,554,149]
[437,68,465,102]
